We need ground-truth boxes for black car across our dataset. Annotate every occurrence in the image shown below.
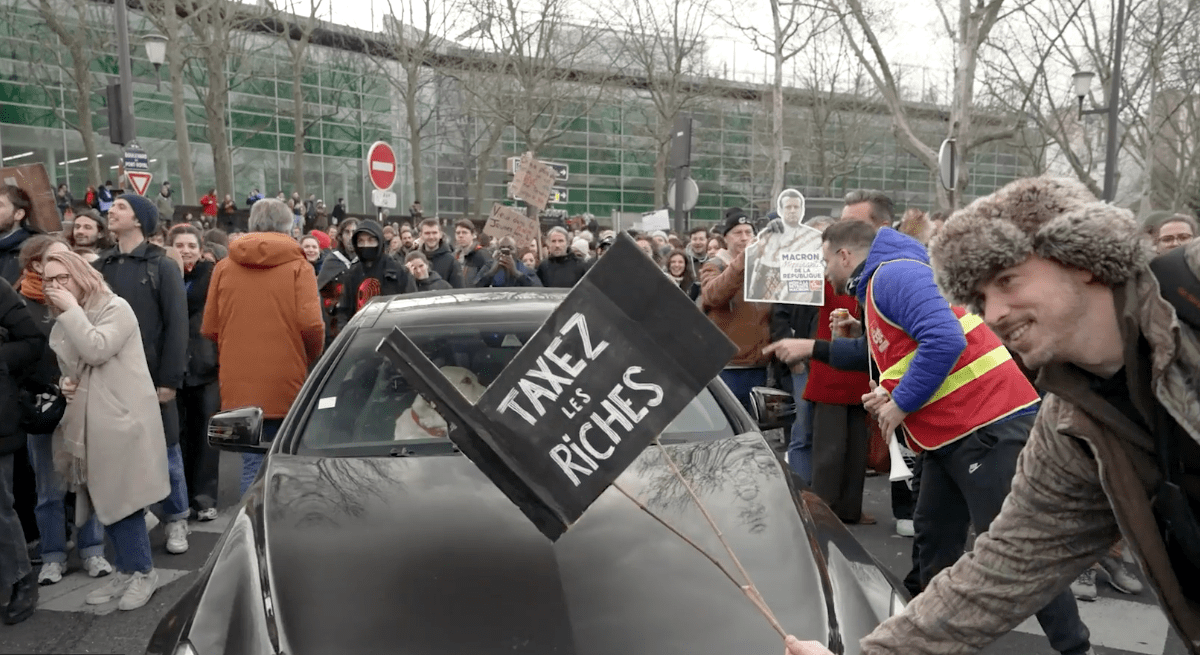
[147,289,908,655]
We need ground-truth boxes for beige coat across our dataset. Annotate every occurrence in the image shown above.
[861,241,1200,654]
[50,294,169,526]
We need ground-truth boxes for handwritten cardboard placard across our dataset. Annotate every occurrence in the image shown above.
[484,203,539,249]
[0,163,61,233]
[509,151,556,210]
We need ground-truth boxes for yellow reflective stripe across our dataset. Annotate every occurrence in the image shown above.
[879,313,985,382]
[920,345,1012,407]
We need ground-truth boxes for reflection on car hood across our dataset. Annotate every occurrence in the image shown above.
[259,434,831,655]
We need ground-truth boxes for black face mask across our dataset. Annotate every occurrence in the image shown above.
[358,245,381,264]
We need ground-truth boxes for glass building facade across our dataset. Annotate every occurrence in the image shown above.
[0,0,1036,224]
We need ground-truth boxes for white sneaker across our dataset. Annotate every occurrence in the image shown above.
[895,519,915,537]
[1071,568,1098,601]
[84,555,114,578]
[144,511,160,533]
[38,561,66,585]
[196,508,218,522]
[166,520,189,554]
[1098,555,1144,594]
[118,569,159,611]
[86,573,131,605]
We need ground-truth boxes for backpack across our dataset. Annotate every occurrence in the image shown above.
[1148,246,1200,589]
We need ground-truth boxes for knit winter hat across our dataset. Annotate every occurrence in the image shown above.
[121,194,159,235]
[722,207,751,234]
[928,175,1148,312]
[309,229,332,251]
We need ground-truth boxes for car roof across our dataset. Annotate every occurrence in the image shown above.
[350,289,569,331]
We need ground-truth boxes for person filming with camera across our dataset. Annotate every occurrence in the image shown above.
[474,236,541,288]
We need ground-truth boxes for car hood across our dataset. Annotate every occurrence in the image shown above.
[190,435,840,655]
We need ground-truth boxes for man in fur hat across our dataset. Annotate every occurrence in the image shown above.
[784,175,1200,655]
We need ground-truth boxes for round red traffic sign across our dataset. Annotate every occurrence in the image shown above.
[366,141,397,191]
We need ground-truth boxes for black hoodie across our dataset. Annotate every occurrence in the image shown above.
[536,251,591,288]
[337,220,417,326]
[421,238,465,288]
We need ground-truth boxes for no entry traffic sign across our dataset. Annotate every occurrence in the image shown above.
[366,141,397,191]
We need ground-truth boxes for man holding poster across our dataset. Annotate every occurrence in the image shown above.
[745,189,824,306]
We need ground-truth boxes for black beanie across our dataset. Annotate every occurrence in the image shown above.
[122,194,159,235]
[722,207,751,234]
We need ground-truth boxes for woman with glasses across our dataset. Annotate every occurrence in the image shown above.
[13,236,114,586]
[1152,213,1196,255]
[41,250,168,611]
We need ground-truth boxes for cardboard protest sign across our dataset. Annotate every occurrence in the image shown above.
[484,203,539,249]
[641,209,670,231]
[508,151,556,210]
[744,189,823,305]
[376,233,737,541]
[1,163,61,233]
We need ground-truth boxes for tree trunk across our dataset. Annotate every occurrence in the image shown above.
[205,50,233,199]
[292,66,307,198]
[71,48,101,187]
[166,30,196,205]
[406,64,424,205]
[471,123,504,222]
[771,51,785,208]
[654,130,668,208]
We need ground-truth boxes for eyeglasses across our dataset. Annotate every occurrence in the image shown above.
[45,274,71,286]
[1157,233,1193,246]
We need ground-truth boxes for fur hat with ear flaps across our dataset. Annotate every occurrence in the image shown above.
[928,175,1149,312]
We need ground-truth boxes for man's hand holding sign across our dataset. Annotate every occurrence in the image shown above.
[375,233,818,652]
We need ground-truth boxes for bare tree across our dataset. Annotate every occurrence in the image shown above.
[826,0,1030,209]
[142,0,199,204]
[981,0,1199,210]
[791,34,887,197]
[724,0,834,209]
[458,0,616,159]
[20,0,108,186]
[606,0,715,207]
[376,0,462,208]
[184,0,265,199]
[261,0,324,199]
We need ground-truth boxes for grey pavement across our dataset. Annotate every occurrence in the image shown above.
[847,472,1190,655]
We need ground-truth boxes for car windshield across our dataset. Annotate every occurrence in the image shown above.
[297,324,734,453]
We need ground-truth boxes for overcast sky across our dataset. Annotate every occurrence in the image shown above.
[309,0,955,85]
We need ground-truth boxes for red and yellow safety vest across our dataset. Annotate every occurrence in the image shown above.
[864,262,1039,452]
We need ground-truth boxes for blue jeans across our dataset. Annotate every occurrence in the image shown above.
[26,433,105,563]
[787,371,814,485]
[718,368,767,415]
[104,511,153,574]
[155,444,190,523]
[240,419,282,497]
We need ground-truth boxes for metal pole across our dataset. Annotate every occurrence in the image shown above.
[1102,0,1126,202]
[114,0,136,144]
[673,166,686,234]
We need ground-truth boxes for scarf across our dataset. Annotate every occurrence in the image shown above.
[16,269,45,304]
[52,292,112,490]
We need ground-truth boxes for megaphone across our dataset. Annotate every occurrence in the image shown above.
[888,430,913,482]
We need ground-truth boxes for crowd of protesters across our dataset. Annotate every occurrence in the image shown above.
[4,173,1200,655]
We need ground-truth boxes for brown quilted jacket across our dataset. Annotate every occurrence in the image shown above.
[862,239,1200,654]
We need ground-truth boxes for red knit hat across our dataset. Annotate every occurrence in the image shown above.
[309,229,332,250]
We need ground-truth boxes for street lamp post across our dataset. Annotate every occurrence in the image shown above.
[1071,0,1126,202]
[112,0,136,145]
[144,34,168,91]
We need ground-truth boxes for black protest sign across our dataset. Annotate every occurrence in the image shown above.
[473,232,737,536]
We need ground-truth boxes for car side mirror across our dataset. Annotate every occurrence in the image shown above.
[749,386,795,431]
[208,406,268,453]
